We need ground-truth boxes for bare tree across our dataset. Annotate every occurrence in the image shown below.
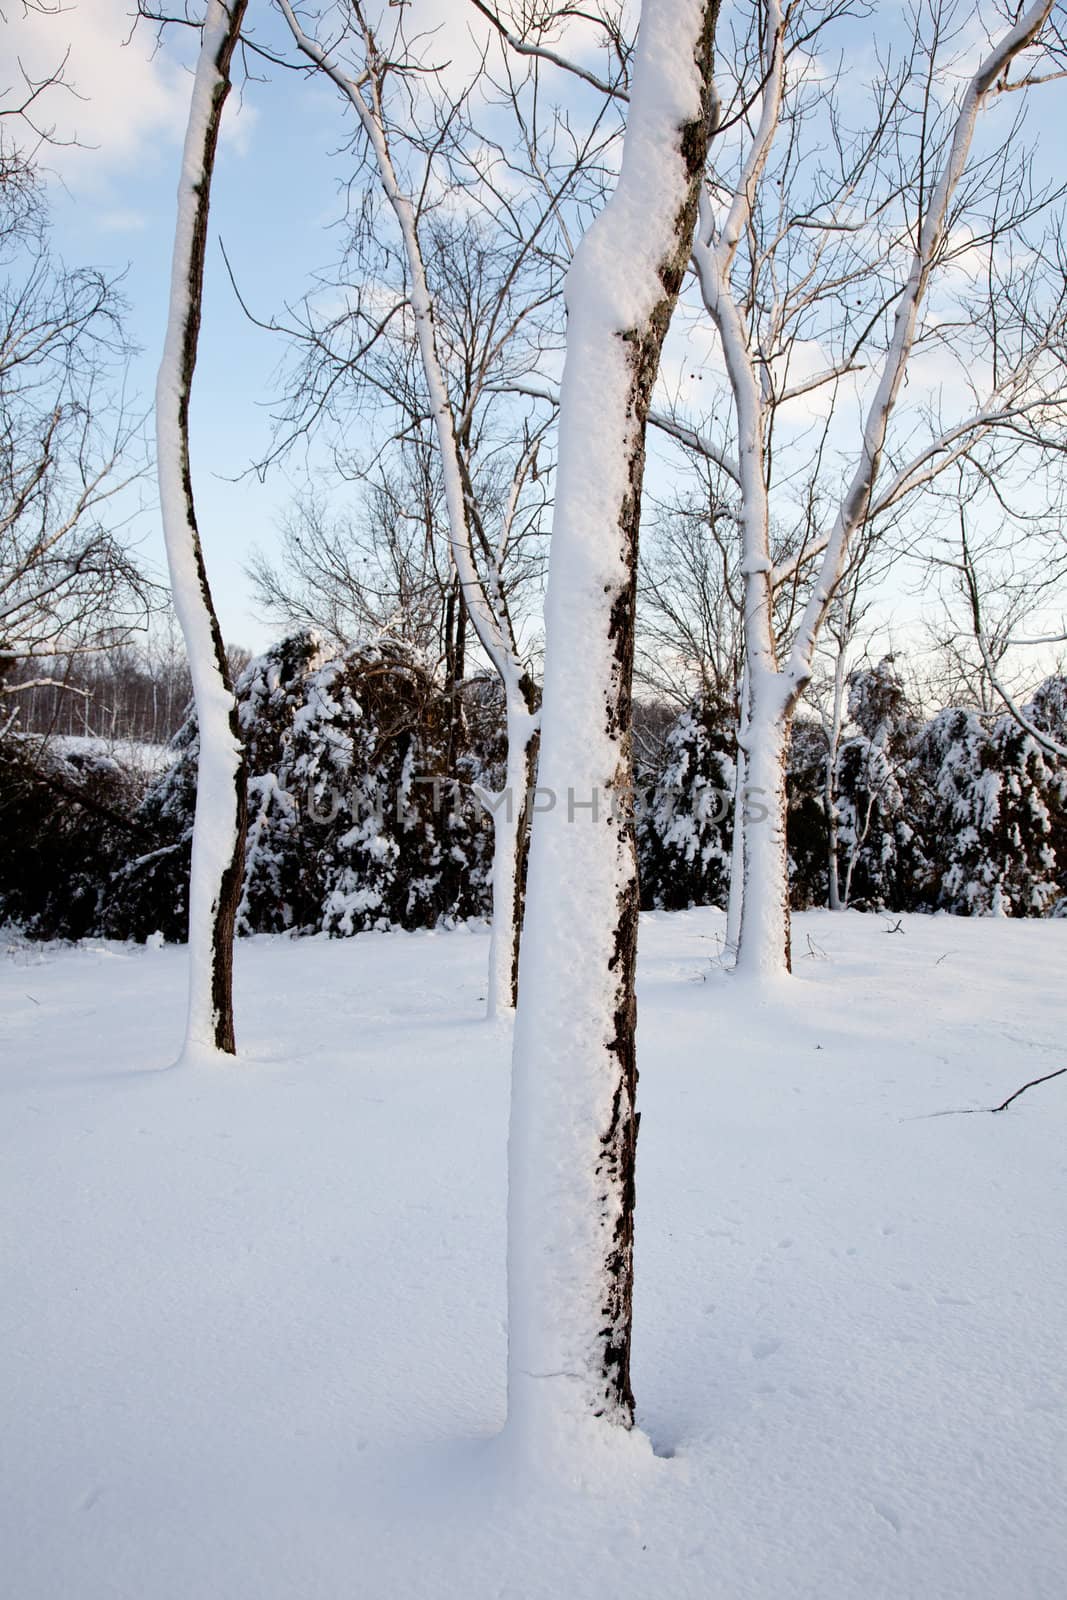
[957,497,1067,759]
[637,475,743,708]
[265,0,624,1015]
[248,460,459,664]
[0,72,155,716]
[802,524,896,910]
[507,0,719,1437]
[153,0,249,1059]
[681,0,1067,975]
[4,625,194,745]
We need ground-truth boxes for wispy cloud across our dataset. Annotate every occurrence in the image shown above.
[3,0,190,188]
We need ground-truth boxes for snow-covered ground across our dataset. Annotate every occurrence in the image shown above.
[2,910,1064,1600]
[47,734,174,775]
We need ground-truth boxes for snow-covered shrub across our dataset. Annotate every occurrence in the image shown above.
[1026,676,1067,902]
[786,716,830,910]
[638,696,735,910]
[103,711,196,942]
[234,631,329,934]
[283,644,490,935]
[833,659,925,910]
[0,735,150,939]
[110,632,495,941]
[7,645,1064,938]
[1027,674,1067,752]
[915,697,1066,916]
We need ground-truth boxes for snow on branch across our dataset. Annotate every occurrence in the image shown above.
[782,0,1058,703]
[469,0,631,103]
[275,0,522,695]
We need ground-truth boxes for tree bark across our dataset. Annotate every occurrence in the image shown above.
[507,0,720,1438]
[696,0,1054,978]
[725,665,748,954]
[156,0,249,1057]
[736,705,791,977]
[485,683,538,1017]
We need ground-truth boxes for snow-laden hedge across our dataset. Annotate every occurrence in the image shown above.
[105,632,496,942]
[0,735,150,940]
[637,661,1067,918]
[843,663,1066,916]
[3,644,1065,939]
[637,697,735,912]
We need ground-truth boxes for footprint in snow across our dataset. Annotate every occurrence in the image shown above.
[871,1500,902,1534]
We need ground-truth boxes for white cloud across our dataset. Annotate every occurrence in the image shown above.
[360,0,631,107]
[3,0,193,188]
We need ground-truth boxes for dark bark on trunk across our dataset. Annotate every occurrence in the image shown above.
[175,0,249,1055]
[593,5,722,1420]
[509,673,540,1007]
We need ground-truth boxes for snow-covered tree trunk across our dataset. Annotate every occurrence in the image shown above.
[485,688,538,1018]
[697,0,1054,979]
[691,0,786,973]
[156,0,248,1058]
[507,0,719,1438]
[724,665,748,954]
[735,702,791,977]
[825,649,847,912]
[826,788,842,910]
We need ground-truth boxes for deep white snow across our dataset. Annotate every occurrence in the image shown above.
[1,909,1064,1599]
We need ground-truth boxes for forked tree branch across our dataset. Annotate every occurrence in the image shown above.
[469,0,630,102]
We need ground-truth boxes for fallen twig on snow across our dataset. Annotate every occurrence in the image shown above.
[907,1067,1066,1120]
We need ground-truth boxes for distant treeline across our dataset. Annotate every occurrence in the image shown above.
[3,647,194,747]
[2,636,1064,941]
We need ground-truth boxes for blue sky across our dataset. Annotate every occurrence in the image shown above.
[6,0,1066,678]
[7,0,613,655]
[8,0,363,650]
